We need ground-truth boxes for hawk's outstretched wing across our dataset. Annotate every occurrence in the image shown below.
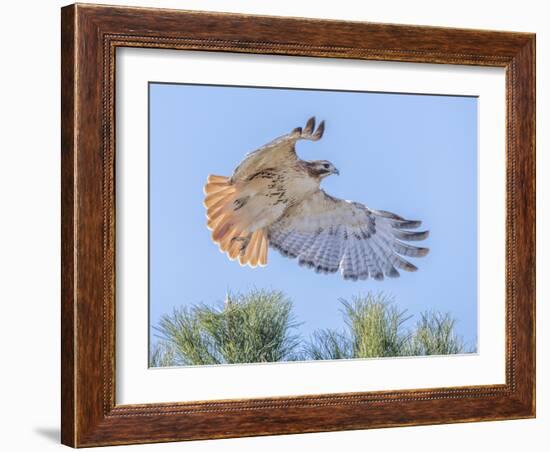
[268,190,429,280]
[231,117,324,182]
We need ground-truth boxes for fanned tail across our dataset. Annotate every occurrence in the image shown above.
[204,174,268,268]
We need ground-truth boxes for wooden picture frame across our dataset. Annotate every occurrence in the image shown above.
[61,3,535,447]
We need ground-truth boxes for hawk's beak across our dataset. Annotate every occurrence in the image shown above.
[333,167,340,176]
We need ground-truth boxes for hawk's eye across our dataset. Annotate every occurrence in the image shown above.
[323,163,330,169]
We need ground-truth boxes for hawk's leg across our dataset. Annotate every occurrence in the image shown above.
[230,233,252,254]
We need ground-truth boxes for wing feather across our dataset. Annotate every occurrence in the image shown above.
[268,190,429,281]
[353,232,368,279]
[231,117,325,182]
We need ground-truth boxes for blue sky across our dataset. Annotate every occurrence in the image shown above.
[148,82,478,354]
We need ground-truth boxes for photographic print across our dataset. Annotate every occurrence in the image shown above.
[61,6,535,444]
[148,83,478,367]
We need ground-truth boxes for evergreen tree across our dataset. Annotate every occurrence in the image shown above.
[151,289,301,366]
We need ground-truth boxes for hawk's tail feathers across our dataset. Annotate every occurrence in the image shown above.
[239,229,268,268]
[204,174,268,268]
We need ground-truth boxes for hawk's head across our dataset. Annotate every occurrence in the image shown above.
[305,160,340,179]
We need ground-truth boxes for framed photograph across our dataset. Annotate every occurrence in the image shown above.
[61,3,535,447]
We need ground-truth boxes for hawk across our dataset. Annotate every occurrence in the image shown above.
[203,117,429,281]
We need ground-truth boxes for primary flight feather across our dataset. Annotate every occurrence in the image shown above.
[203,117,429,281]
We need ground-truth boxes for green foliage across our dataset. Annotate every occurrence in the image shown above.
[304,293,466,360]
[151,290,468,367]
[407,311,465,356]
[151,289,301,366]
[344,293,412,358]
[149,340,178,368]
[304,329,353,360]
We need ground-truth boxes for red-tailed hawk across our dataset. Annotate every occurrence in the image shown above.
[204,117,429,281]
